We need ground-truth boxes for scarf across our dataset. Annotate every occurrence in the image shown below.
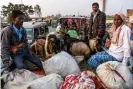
[111,25,122,45]
[110,12,126,46]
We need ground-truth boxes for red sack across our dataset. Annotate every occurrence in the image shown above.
[33,70,45,75]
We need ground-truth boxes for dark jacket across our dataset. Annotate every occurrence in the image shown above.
[1,25,29,68]
[88,10,106,39]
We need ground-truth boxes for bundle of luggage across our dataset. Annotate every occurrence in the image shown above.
[1,51,133,89]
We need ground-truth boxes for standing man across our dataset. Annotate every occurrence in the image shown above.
[1,10,43,71]
[88,2,106,47]
[56,23,61,33]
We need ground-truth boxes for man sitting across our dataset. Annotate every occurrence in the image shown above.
[1,10,43,71]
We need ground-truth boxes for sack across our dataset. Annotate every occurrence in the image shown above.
[43,51,81,77]
[28,73,63,89]
[71,42,91,57]
[89,39,97,52]
[96,61,133,89]
[60,74,95,89]
[67,30,79,39]
[60,70,107,89]
[3,69,42,89]
[73,56,84,64]
[81,71,107,89]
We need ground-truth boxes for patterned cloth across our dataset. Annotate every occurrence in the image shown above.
[60,71,107,89]
[88,51,118,69]
[60,74,95,89]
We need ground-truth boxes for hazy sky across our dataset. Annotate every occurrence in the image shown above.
[0,0,133,16]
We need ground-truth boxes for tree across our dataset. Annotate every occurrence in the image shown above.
[34,4,42,17]
[1,3,34,23]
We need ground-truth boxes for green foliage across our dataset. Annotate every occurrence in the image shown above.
[34,4,42,17]
[106,16,113,20]
[1,3,34,23]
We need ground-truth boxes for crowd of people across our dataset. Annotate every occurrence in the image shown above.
[56,3,133,68]
[1,2,133,89]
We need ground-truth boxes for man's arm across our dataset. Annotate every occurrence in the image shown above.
[97,12,106,38]
[1,28,11,69]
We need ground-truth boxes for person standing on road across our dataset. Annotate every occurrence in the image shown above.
[56,23,61,33]
[1,10,43,71]
[88,2,106,47]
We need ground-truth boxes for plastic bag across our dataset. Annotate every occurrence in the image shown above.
[43,51,81,77]
[73,56,84,64]
[71,42,91,57]
[28,73,63,89]
[3,69,42,89]
[96,61,133,89]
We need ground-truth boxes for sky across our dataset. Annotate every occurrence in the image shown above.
[0,0,133,16]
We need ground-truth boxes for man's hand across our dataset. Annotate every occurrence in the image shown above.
[11,46,18,53]
[11,42,24,53]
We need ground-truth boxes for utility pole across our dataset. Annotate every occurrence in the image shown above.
[21,0,23,4]
[78,12,79,16]
[99,0,106,12]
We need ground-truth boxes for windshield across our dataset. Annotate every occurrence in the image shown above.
[25,28,33,40]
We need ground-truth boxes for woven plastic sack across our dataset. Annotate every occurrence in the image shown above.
[96,61,133,89]
[28,73,63,89]
[43,51,81,77]
[71,42,91,57]
[3,69,42,89]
